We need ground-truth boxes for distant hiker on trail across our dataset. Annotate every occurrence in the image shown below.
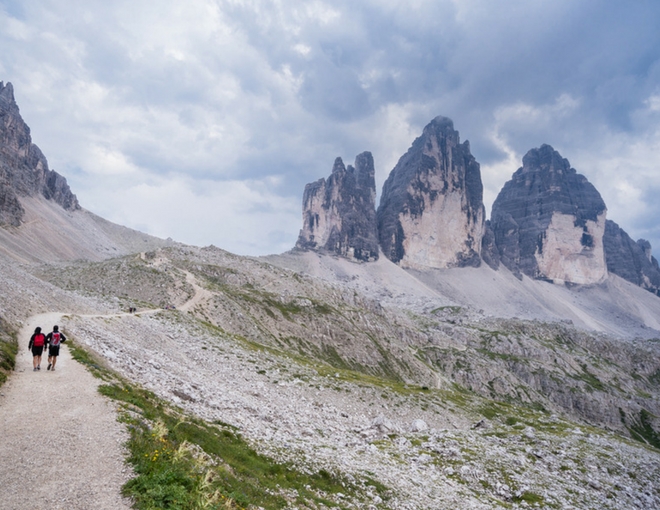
[28,326,46,371]
[45,325,66,372]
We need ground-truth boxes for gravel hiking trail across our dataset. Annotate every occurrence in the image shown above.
[0,312,133,510]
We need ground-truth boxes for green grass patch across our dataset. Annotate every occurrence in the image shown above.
[513,491,544,504]
[102,381,388,509]
[430,306,462,315]
[67,339,112,380]
[0,318,18,387]
[627,409,660,450]
[576,363,605,392]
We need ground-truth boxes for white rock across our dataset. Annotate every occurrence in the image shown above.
[411,419,428,432]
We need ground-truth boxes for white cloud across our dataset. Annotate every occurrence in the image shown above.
[492,94,581,141]
[80,174,300,255]
[1,0,660,257]
[480,134,520,218]
[647,95,660,112]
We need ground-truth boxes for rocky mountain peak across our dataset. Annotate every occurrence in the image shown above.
[296,151,378,262]
[0,81,15,106]
[520,143,569,174]
[0,81,79,227]
[490,144,607,284]
[331,157,345,174]
[376,115,484,269]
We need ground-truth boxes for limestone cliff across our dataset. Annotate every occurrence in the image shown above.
[0,81,79,226]
[604,220,660,296]
[296,152,378,262]
[376,116,484,269]
[490,145,607,284]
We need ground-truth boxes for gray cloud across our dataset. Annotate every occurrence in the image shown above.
[1,0,659,255]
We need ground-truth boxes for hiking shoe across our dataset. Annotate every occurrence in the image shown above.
[37,365,41,370]
[51,368,55,372]
[47,363,52,370]
[33,367,37,371]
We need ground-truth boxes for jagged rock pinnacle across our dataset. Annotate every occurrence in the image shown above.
[296,152,379,262]
[376,116,485,269]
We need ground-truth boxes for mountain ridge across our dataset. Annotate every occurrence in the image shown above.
[297,117,660,298]
[2,82,660,509]
[0,81,174,263]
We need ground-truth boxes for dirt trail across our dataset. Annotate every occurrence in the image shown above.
[0,313,133,510]
[178,269,213,312]
[0,269,210,509]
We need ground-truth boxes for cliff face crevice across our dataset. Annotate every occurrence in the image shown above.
[490,144,608,284]
[296,152,379,262]
[0,81,79,226]
[376,116,485,269]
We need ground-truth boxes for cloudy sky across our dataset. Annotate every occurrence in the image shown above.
[1,0,659,256]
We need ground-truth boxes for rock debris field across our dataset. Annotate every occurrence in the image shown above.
[62,308,660,509]
[1,249,660,509]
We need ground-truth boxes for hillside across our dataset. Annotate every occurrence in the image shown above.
[3,244,652,507]
[267,250,660,340]
[0,195,174,264]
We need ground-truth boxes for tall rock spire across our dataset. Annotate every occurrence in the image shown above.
[376,116,485,269]
[490,144,607,284]
[296,151,379,262]
[0,81,79,226]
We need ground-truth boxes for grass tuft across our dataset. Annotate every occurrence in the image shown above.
[0,318,18,387]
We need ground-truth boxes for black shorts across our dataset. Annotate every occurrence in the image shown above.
[48,345,61,357]
[31,346,44,356]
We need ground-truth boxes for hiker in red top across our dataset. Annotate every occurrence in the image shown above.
[28,326,46,371]
[45,325,66,372]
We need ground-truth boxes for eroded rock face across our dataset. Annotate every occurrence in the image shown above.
[604,220,660,296]
[377,116,484,269]
[0,81,79,226]
[490,145,607,284]
[296,152,378,262]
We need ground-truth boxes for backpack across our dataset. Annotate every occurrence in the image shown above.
[51,332,62,347]
[33,333,45,347]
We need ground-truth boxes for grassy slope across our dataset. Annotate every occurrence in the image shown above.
[34,247,660,449]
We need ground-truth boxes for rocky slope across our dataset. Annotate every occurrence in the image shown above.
[377,116,485,269]
[0,82,173,263]
[489,144,608,284]
[296,152,379,262]
[0,81,79,226]
[12,244,660,509]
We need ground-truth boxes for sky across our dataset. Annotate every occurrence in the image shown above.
[1,0,660,257]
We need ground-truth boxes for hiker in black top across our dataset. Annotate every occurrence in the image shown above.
[28,327,46,371]
[45,325,66,372]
